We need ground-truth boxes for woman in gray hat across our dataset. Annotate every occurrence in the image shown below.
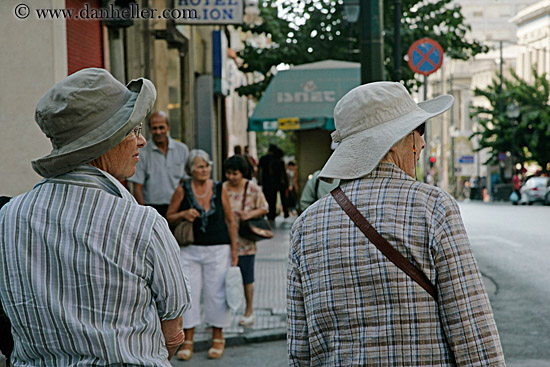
[0,68,191,366]
[287,82,505,366]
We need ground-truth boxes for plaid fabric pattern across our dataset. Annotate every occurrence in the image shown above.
[0,165,191,367]
[287,163,505,366]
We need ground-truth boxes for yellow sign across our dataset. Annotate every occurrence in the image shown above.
[278,117,300,130]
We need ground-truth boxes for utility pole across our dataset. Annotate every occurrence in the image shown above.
[393,0,401,82]
[499,40,504,118]
[360,0,384,84]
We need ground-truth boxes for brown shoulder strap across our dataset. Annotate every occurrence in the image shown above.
[330,187,438,301]
[241,180,249,211]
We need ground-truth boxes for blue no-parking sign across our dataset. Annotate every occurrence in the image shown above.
[407,38,444,76]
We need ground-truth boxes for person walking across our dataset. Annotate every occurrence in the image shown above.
[259,145,289,220]
[287,82,505,366]
[0,68,191,366]
[223,155,269,326]
[299,170,340,213]
[244,145,258,180]
[233,145,253,179]
[299,142,340,212]
[166,149,238,361]
[286,161,299,216]
[128,111,189,217]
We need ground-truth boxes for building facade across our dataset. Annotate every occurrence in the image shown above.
[425,0,540,198]
[1,0,256,196]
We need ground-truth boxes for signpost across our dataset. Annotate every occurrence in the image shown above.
[407,38,443,76]
[407,37,444,184]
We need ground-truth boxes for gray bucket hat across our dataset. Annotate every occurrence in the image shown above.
[319,82,453,182]
[32,68,156,178]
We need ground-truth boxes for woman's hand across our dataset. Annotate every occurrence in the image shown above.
[183,208,201,222]
[231,247,239,266]
[238,210,252,221]
[238,208,268,222]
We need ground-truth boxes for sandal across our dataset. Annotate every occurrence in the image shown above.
[239,314,256,326]
[176,340,194,361]
[207,338,225,359]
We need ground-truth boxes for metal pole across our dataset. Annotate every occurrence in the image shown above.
[423,74,430,182]
[393,0,401,82]
[499,40,504,93]
[360,0,384,84]
[423,75,428,100]
[499,40,504,183]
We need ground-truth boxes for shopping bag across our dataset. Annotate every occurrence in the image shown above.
[225,266,244,311]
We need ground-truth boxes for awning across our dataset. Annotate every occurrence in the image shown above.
[248,60,360,132]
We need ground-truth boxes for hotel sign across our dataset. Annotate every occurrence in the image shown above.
[175,0,243,25]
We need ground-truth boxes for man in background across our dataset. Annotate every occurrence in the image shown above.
[299,141,340,212]
[258,145,289,220]
[129,111,189,217]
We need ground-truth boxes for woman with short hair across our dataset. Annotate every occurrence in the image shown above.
[167,149,238,361]
[223,155,269,326]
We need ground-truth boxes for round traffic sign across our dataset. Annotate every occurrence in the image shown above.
[407,38,444,76]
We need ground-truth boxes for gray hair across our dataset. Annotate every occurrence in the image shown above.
[186,149,212,176]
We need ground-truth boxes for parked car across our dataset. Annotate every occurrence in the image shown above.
[518,176,550,205]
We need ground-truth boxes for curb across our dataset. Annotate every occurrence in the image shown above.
[190,328,287,352]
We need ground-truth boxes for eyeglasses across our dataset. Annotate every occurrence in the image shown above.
[131,123,143,138]
[415,123,426,136]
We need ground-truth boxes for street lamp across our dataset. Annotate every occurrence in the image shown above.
[342,0,360,22]
[506,102,520,170]
[342,0,384,84]
[342,0,360,60]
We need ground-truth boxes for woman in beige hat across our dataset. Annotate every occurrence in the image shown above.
[0,68,191,366]
[287,82,505,366]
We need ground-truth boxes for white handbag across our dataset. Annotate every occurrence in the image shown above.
[225,266,245,312]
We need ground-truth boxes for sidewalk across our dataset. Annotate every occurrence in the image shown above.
[178,216,294,353]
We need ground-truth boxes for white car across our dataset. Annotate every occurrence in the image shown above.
[519,177,550,205]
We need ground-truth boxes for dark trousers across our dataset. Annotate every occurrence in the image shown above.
[264,187,288,220]
[149,204,169,218]
[0,301,13,366]
[0,197,13,365]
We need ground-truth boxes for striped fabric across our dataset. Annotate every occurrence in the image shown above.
[287,162,505,366]
[0,165,191,367]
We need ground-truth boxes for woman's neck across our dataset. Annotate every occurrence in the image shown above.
[192,179,211,199]
[227,178,246,190]
[192,178,209,187]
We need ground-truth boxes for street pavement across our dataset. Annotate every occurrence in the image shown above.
[459,200,550,367]
[170,216,294,366]
[170,339,287,367]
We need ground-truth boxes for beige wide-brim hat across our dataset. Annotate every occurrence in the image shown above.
[319,82,453,182]
[32,68,156,178]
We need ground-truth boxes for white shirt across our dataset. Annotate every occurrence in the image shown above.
[128,136,189,205]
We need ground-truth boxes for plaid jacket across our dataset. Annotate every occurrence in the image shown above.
[287,163,505,366]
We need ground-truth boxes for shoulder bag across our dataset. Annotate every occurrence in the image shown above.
[331,187,438,301]
[238,180,274,242]
[173,183,194,247]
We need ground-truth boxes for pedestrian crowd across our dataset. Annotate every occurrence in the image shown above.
[1,69,506,367]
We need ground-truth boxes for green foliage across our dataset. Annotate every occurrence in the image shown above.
[236,0,488,99]
[256,131,297,158]
[385,0,488,91]
[470,67,550,172]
